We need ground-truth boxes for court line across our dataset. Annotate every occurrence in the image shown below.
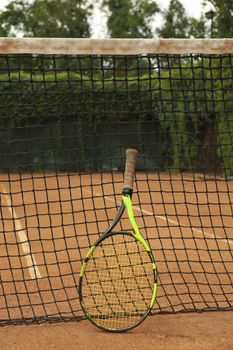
[88,189,233,247]
[0,186,42,279]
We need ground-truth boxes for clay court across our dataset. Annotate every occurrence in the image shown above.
[0,311,233,350]
[0,171,232,349]
[0,37,232,349]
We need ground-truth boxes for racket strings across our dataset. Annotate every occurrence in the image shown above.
[110,236,140,315]
[81,233,154,330]
[84,260,115,315]
[120,236,151,312]
[123,236,155,300]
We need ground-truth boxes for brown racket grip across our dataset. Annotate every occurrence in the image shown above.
[123,149,138,192]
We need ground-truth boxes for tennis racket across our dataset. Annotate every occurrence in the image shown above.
[79,149,157,332]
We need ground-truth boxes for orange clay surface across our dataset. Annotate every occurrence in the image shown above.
[0,311,233,350]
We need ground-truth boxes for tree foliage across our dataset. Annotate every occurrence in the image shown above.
[0,0,92,37]
[102,0,159,38]
[157,0,190,38]
[157,0,207,39]
[203,0,233,38]
[0,0,232,39]
[188,16,206,38]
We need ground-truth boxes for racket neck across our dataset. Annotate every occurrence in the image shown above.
[104,200,125,235]
[104,188,133,236]
[122,195,151,252]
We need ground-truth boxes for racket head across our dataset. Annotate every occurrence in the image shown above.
[79,231,157,332]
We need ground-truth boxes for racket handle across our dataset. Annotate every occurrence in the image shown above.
[123,149,138,194]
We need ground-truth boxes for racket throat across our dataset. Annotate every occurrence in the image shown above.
[105,200,125,235]
[122,195,151,252]
[105,189,132,235]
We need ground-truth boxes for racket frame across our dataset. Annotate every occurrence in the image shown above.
[79,192,158,332]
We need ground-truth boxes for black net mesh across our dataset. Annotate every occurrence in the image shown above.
[0,51,232,325]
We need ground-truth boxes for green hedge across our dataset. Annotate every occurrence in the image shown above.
[0,55,233,175]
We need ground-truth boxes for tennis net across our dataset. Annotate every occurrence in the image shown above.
[0,38,232,325]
